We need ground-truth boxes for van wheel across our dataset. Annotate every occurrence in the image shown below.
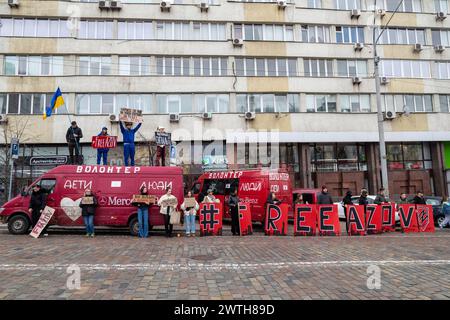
[129,217,139,236]
[8,215,30,235]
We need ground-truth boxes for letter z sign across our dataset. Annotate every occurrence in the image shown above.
[199,203,223,236]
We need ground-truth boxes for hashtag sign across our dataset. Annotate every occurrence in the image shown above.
[199,203,223,236]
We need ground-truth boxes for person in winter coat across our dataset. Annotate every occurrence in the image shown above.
[79,188,97,237]
[28,184,48,236]
[412,191,426,205]
[132,186,151,238]
[180,191,199,237]
[119,121,142,166]
[440,197,450,229]
[66,121,83,164]
[317,185,333,205]
[97,127,109,165]
[158,187,178,237]
[228,190,240,236]
[358,188,369,206]
[398,193,409,204]
[374,187,388,205]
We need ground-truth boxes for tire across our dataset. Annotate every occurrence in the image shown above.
[129,217,139,236]
[435,215,445,227]
[8,214,30,235]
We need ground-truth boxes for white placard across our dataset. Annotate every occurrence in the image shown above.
[111,181,122,188]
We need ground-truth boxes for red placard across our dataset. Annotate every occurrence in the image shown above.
[91,136,118,149]
[365,205,382,234]
[347,205,366,236]
[317,205,341,236]
[381,203,396,232]
[238,203,253,236]
[294,204,317,236]
[416,204,435,233]
[398,204,419,233]
[199,203,223,236]
[264,203,288,236]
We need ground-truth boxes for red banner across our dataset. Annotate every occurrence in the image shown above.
[238,203,253,236]
[416,204,435,233]
[398,204,419,233]
[381,203,396,232]
[199,203,223,236]
[265,203,288,236]
[294,204,317,236]
[91,136,118,149]
[365,205,382,234]
[347,205,366,236]
[317,205,340,236]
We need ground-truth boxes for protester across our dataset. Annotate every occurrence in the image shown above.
[342,190,353,233]
[440,197,450,229]
[180,191,199,237]
[295,194,305,205]
[266,192,281,205]
[358,188,369,206]
[228,190,240,236]
[119,121,142,166]
[79,188,97,237]
[412,191,426,205]
[131,186,151,238]
[158,187,178,237]
[96,127,109,165]
[156,126,167,167]
[398,192,409,204]
[374,187,388,204]
[28,184,48,237]
[66,121,83,164]
[317,185,333,204]
[202,189,220,203]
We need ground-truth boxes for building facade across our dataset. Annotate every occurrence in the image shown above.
[1,0,450,199]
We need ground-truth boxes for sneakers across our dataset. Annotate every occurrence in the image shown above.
[90,233,95,238]
[85,233,90,237]
[43,233,49,237]
[186,233,190,237]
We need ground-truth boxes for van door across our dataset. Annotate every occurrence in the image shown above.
[37,178,58,225]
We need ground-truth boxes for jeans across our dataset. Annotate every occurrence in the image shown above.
[68,142,80,164]
[441,212,450,228]
[83,215,95,235]
[137,207,149,238]
[97,150,108,165]
[184,214,196,235]
[123,143,135,166]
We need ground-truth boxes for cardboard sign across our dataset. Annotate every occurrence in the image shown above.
[238,203,253,236]
[155,131,172,146]
[317,205,340,236]
[398,204,419,233]
[119,108,143,123]
[347,205,366,236]
[81,196,94,205]
[294,204,317,236]
[381,203,396,232]
[264,203,288,236]
[416,204,435,233]
[159,197,178,207]
[132,194,156,205]
[365,205,382,234]
[199,203,223,236]
[30,206,55,238]
[183,197,197,208]
[91,136,117,149]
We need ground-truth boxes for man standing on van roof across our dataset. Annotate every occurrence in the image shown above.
[317,185,333,205]
[119,121,142,166]
[97,127,109,165]
[66,121,83,165]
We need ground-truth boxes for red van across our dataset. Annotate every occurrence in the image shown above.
[0,165,184,235]
[191,169,293,223]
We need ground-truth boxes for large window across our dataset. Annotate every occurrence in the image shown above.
[234,24,294,41]
[235,58,297,77]
[378,0,422,12]
[119,56,150,75]
[439,95,450,112]
[1,93,66,115]
[435,0,449,12]
[79,56,111,75]
[157,94,193,113]
[378,28,425,45]
[335,0,361,10]
[337,59,368,77]
[380,60,431,78]
[387,143,431,170]
[307,0,322,8]
[336,26,365,43]
[382,94,433,112]
[0,18,70,37]
[195,94,229,113]
[435,61,450,79]
[237,94,299,113]
[300,25,331,43]
[118,21,153,40]
[4,56,64,76]
[432,29,450,46]
[310,143,367,172]
[76,94,151,114]
[340,94,371,112]
[306,94,337,112]
[303,59,333,77]
[78,20,114,39]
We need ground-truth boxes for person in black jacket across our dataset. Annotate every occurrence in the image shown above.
[79,188,97,237]
[66,121,83,164]
[317,185,333,204]
[228,190,240,236]
[412,191,426,205]
[374,187,388,205]
[342,190,353,233]
[358,188,369,206]
[28,184,48,236]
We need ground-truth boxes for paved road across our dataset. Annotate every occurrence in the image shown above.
[0,224,449,300]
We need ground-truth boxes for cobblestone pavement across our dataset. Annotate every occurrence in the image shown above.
[0,223,449,300]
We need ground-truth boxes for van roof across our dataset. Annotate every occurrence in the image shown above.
[43,165,183,175]
[201,168,289,180]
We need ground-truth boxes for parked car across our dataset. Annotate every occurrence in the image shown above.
[334,195,400,222]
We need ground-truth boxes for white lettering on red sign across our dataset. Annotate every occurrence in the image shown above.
[139,181,173,191]
[63,180,93,190]
[207,171,243,179]
[271,185,280,193]
[107,196,132,206]
[240,197,259,205]
[269,173,290,181]
[240,182,262,192]
[76,166,141,174]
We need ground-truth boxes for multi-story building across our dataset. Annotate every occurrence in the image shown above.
[1,0,450,199]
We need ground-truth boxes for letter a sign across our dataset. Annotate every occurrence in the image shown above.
[199,203,223,236]
[265,203,288,236]
[347,205,366,236]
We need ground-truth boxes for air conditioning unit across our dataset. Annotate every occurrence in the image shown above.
[352,76,362,84]
[351,9,361,19]
[413,43,423,52]
[0,114,8,124]
[277,0,287,9]
[384,111,396,120]
[434,45,445,53]
[110,0,122,9]
[8,0,20,7]
[99,0,110,9]
[354,42,364,51]
[436,11,447,21]
[202,112,212,120]
[380,76,389,85]
[377,9,386,17]
[233,38,244,47]
[109,114,119,123]
[160,1,172,11]
[169,113,179,122]
[200,1,209,12]
[244,112,256,120]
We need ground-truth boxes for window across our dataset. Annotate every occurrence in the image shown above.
[387,143,431,170]
[340,94,370,112]
[119,56,150,75]
[237,94,299,113]
[234,24,294,41]
[380,60,431,78]
[0,18,71,38]
[306,94,337,112]
[379,28,425,45]
[335,0,361,10]
[195,94,229,113]
[156,94,193,113]
[336,26,364,43]
[436,0,449,12]
[76,94,151,114]
[382,94,433,112]
[0,94,7,114]
[3,56,64,76]
[78,56,111,76]
[304,59,333,77]
[234,58,297,76]
[300,25,331,43]
[38,179,57,194]
[432,29,450,46]
[310,143,367,172]
[2,93,64,114]
[337,59,368,77]
[439,95,450,112]
[307,0,322,8]
[118,21,153,40]
[435,61,450,79]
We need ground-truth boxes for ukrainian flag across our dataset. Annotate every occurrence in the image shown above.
[43,87,65,119]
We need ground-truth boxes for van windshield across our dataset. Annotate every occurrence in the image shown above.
[201,179,239,196]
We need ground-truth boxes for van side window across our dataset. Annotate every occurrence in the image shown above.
[39,179,56,194]
[192,183,201,195]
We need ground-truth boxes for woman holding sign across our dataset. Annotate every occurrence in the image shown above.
[181,191,199,237]
[79,188,98,237]
[158,187,178,237]
[132,186,151,238]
